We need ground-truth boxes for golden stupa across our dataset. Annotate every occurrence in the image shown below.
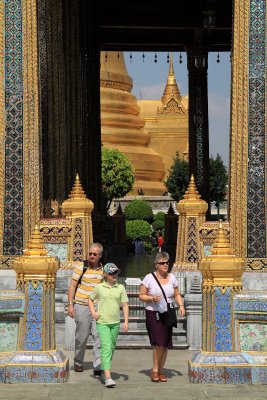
[138,54,189,177]
[100,51,166,196]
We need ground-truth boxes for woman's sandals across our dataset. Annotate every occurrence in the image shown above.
[158,373,167,382]
[150,370,159,382]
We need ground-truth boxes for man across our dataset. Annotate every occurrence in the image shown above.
[68,243,103,375]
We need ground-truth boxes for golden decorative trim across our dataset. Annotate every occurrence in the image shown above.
[229,0,249,258]
[22,0,40,245]
[0,1,4,253]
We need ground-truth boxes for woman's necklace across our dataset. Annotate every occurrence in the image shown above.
[156,272,168,280]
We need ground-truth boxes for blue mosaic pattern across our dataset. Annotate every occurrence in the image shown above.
[0,299,23,311]
[24,282,43,350]
[0,351,68,383]
[234,300,267,312]
[3,0,24,255]
[214,288,233,351]
[247,0,266,257]
[189,352,267,384]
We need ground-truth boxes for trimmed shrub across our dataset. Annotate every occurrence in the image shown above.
[153,211,166,221]
[152,219,165,231]
[124,200,154,223]
[126,219,152,240]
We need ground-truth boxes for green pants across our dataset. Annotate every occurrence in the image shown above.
[96,322,120,370]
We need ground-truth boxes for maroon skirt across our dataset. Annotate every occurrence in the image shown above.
[145,309,173,349]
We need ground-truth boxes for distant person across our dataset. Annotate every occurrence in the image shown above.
[157,233,164,252]
[68,243,103,375]
[139,252,185,382]
[89,263,129,388]
[134,237,144,255]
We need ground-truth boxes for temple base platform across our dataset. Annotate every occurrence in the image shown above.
[189,351,267,384]
[0,349,69,383]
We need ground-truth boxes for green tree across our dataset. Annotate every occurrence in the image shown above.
[126,220,152,240]
[165,152,189,201]
[124,199,154,223]
[165,152,228,216]
[102,147,134,213]
[209,153,228,216]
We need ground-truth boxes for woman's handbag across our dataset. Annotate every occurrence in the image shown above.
[152,273,178,328]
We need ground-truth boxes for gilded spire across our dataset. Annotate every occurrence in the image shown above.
[23,225,48,257]
[183,175,201,200]
[69,174,86,199]
[211,221,234,256]
[161,53,181,105]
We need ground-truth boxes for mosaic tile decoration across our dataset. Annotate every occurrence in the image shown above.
[24,282,43,350]
[239,323,267,351]
[0,350,69,383]
[45,243,67,262]
[187,218,198,263]
[189,351,267,384]
[3,0,24,255]
[214,288,233,351]
[247,0,266,258]
[0,321,19,351]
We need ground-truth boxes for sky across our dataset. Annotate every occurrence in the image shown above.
[124,51,231,168]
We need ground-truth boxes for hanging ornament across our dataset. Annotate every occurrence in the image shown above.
[142,52,145,63]
[154,52,157,63]
[130,52,133,63]
[167,52,170,63]
[179,52,183,64]
[217,52,220,63]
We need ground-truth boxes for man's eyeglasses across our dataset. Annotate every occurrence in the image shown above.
[89,252,99,256]
[157,261,169,265]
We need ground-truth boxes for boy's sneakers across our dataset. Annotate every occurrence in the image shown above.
[105,378,116,388]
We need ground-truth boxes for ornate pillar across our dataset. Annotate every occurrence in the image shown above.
[61,175,94,261]
[187,46,210,212]
[13,226,59,351]
[200,222,244,352]
[0,0,41,263]
[230,0,267,270]
[3,225,69,383]
[173,175,208,272]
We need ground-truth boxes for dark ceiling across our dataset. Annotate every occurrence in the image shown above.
[96,0,232,52]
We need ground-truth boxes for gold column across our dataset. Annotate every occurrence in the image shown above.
[173,175,208,271]
[13,225,59,351]
[61,175,94,261]
[22,0,41,243]
[200,222,244,351]
[229,0,249,259]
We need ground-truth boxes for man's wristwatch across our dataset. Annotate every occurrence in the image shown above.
[68,302,73,305]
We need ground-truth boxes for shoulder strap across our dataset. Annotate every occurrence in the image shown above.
[152,272,168,304]
[77,260,88,286]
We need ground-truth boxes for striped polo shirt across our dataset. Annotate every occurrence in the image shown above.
[72,262,103,305]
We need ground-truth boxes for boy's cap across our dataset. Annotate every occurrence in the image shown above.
[103,263,120,274]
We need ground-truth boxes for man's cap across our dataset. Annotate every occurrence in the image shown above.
[103,263,121,274]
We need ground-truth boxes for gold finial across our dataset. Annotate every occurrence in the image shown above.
[69,174,86,199]
[211,220,234,256]
[23,225,48,257]
[161,52,181,105]
[183,175,201,200]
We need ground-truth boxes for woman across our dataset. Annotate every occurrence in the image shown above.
[139,252,185,383]
[89,263,129,388]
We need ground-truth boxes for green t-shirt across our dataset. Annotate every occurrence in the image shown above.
[90,282,128,324]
